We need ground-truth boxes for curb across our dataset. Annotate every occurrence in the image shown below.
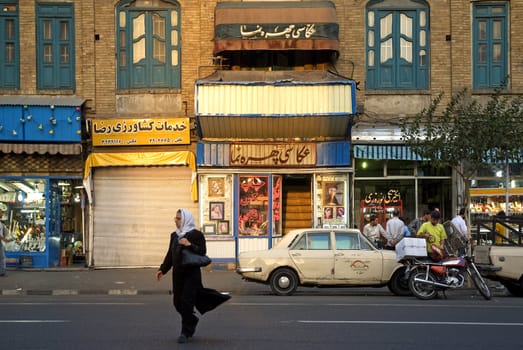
[1,289,172,296]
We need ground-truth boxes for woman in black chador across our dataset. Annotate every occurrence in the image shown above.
[156,208,230,344]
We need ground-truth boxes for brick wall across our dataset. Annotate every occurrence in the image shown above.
[13,0,523,122]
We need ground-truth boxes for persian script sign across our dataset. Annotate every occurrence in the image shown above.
[230,143,316,167]
[91,118,190,146]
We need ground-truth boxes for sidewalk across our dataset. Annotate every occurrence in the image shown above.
[0,266,262,296]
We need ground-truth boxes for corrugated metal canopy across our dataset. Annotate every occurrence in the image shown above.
[0,143,82,155]
[196,70,355,139]
[214,1,339,53]
[353,145,427,161]
[198,115,351,139]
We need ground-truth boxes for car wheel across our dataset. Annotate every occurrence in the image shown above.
[269,268,298,296]
[503,281,523,297]
[388,266,412,296]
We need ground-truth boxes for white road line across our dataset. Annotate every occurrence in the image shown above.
[0,302,144,305]
[0,320,71,323]
[295,320,523,326]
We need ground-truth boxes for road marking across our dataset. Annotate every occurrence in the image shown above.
[0,302,145,305]
[294,320,523,327]
[232,302,523,310]
[0,320,71,323]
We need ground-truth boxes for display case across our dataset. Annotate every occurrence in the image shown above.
[315,174,348,228]
[7,205,46,252]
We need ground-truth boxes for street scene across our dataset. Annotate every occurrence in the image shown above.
[2,1,523,349]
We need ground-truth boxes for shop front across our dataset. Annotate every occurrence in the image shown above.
[197,141,352,262]
[0,96,85,268]
[353,144,453,230]
[85,118,197,267]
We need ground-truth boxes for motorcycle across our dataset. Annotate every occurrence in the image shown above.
[402,254,492,300]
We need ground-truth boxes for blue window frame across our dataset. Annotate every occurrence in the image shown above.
[366,0,429,90]
[473,3,508,90]
[36,3,75,90]
[116,0,181,89]
[0,1,19,89]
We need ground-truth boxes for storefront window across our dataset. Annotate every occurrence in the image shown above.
[387,160,415,176]
[1,179,47,253]
[272,175,282,236]
[199,175,232,235]
[238,175,269,236]
[0,177,84,267]
[355,159,384,177]
[355,181,413,230]
[315,174,348,228]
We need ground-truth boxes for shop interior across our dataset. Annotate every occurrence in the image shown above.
[0,178,85,267]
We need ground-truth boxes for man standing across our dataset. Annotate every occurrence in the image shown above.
[384,209,404,250]
[451,208,468,238]
[417,211,447,261]
[363,214,386,246]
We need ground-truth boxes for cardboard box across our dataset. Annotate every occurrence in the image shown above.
[396,238,427,261]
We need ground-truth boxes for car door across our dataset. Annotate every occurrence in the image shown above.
[333,231,383,283]
[289,232,334,281]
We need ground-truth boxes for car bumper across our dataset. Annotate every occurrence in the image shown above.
[236,267,262,274]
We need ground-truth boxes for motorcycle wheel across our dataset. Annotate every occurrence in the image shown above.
[408,270,438,300]
[467,265,492,300]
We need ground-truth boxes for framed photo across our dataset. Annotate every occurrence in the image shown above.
[323,224,330,229]
[209,201,225,220]
[203,224,216,234]
[331,225,339,229]
[208,177,225,197]
[218,220,230,234]
[323,182,343,206]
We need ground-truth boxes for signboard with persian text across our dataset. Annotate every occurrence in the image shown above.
[230,143,316,167]
[91,118,190,146]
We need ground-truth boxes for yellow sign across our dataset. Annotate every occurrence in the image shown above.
[91,118,190,146]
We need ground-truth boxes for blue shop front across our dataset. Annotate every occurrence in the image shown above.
[0,96,85,268]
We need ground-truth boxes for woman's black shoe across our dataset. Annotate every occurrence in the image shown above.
[177,334,188,343]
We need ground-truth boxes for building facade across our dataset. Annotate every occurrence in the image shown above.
[1,0,522,268]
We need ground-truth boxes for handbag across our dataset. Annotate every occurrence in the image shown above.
[181,249,212,267]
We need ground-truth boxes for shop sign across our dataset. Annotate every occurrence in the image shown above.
[230,143,316,167]
[363,189,402,206]
[91,118,190,146]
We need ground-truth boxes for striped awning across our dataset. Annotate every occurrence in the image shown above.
[354,145,427,161]
[214,1,339,54]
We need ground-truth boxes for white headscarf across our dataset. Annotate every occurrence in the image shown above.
[175,208,196,238]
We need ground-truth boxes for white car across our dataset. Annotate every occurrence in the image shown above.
[236,228,410,296]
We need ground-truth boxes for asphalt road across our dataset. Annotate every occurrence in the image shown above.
[1,293,522,350]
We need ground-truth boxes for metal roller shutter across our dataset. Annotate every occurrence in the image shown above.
[92,166,197,267]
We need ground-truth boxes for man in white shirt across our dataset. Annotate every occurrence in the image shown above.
[363,214,386,246]
[451,208,468,238]
[384,209,405,250]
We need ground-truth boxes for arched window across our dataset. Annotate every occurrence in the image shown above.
[366,0,429,90]
[116,0,181,89]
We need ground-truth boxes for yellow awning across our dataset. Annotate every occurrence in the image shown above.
[83,151,197,201]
